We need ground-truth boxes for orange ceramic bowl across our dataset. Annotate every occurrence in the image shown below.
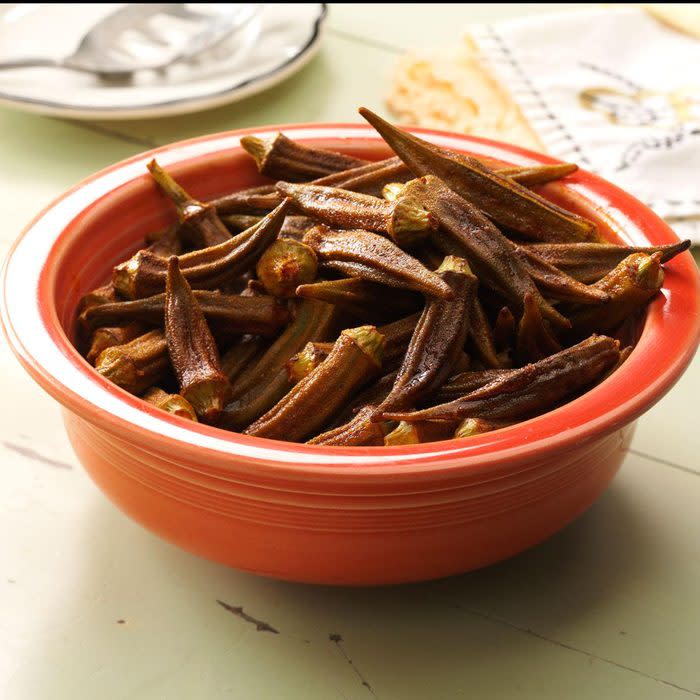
[2,125,699,585]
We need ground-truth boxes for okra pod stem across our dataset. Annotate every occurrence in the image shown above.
[525,240,691,284]
[286,341,331,383]
[276,182,435,246]
[241,133,367,181]
[86,322,149,365]
[454,418,509,438]
[359,107,598,243]
[567,252,665,339]
[303,225,453,299]
[114,199,291,299]
[383,419,457,445]
[142,387,198,422]
[244,326,385,442]
[147,159,231,248]
[95,329,170,395]
[164,257,229,423]
[256,238,318,297]
[307,406,390,446]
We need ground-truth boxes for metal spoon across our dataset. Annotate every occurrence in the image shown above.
[0,4,261,79]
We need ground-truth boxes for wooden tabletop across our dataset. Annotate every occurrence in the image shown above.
[1,5,698,699]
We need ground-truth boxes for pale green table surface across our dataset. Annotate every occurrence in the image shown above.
[1,5,699,699]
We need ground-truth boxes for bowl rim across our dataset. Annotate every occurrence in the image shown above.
[2,122,699,479]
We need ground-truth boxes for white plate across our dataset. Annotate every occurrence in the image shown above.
[0,3,326,120]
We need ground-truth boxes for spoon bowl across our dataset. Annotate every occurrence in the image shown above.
[0,3,262,78]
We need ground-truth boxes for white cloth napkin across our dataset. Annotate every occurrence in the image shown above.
[471,6,700,243]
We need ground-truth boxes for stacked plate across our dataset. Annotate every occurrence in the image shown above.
[0,3,326,119]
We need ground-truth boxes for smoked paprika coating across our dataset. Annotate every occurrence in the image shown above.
[164,257,229,423]
[244,326,385,442]
[81,116,673,446]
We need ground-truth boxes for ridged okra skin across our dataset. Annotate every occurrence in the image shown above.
[244,326,385,442]
[164,257,229,424]
[241,133,367,181]
[114,200,291,299]
[147,159,231,248]
[142,387,198,422]
[381,335,620,424]
[359,107,598,243]
[95,329,169,395]
[567,253,665,339]
[218,299,337,431]
[375,256,477,417]
[303,225,453,300]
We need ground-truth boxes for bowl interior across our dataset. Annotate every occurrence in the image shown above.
[4,125,699,474]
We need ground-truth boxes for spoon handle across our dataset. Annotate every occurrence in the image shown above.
[0,58,97,75]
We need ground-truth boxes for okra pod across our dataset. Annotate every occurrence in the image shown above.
[86,322,148,365]
[144,224,183,258]
[286,341,331,383]
[142,387,198,422]
[375,256,476,416]
[359,107,598,242]
[240,133,367,181]
[95,329,169,395]
[303,225,453,299]
[276,182,435,246]
[114,199,290,299]
[220,336,267,383]
[381,335,620,423]
[383,419,457,445]
[244,326,384,441]
[525,240,691,284]
[407,175,570,327]
[498,162,578,186]
[433,368,514,403]
[212,158,409,215]
[515,292,562,364]
[468,295,505,369]
[516,245,610,305]
[307,406,390,446]
[493,306,516,352]
[222,214,316,240]
[568,252,665,339]
[256,238,318,297]
[147,159,231,248]
[219,299,337,430]
[295,278,420,318]
[334,370,396,426]
[164,257,229,423]
[77,283,118,318]
[454,417,510,438]
[80,290,289,337]
[377,314,422,365]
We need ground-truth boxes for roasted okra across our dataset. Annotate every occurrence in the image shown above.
[75,110,688,445]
